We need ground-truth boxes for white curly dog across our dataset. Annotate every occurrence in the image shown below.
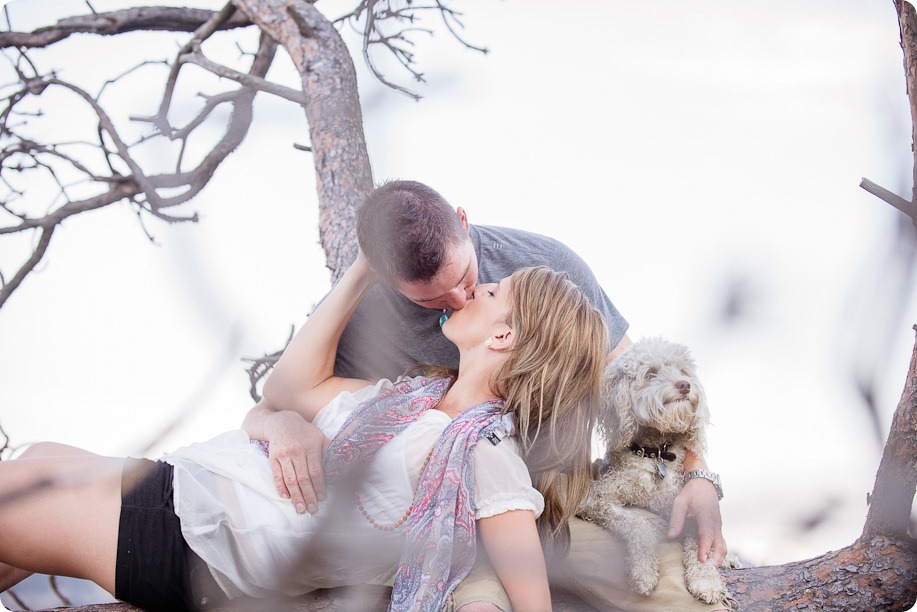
[578,337,730,605]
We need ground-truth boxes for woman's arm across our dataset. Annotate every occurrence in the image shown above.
[249,253,377,513]
[262,252,377,421]
[477,510,551,611]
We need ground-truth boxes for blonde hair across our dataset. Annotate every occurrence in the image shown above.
[491,266,609,555]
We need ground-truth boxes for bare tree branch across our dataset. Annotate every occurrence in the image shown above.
[155,2,242,132]
[178,47,304,104]
[0,6,252,48]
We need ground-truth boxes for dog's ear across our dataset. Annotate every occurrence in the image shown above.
[599,359,638,454]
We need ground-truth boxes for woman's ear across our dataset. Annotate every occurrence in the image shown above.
[486,323,513,351]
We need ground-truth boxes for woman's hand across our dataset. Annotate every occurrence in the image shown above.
[244,403,330,514]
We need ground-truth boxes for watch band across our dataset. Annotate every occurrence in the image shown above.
[683,469,724,500]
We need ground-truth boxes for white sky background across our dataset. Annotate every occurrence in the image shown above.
[0,0,915,596]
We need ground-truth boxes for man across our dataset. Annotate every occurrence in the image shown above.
[276,180,728,610]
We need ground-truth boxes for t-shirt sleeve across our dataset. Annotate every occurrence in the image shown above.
[473,437,544,520]
[473,225,629,349]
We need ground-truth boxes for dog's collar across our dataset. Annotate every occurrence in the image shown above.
[629,442,676,462]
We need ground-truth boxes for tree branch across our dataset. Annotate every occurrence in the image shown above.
[859,177,914,218]
[178,47,304,104]
[863,325,917,539]
[0,6,252,49]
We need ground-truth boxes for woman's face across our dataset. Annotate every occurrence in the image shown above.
[441,276,512,349]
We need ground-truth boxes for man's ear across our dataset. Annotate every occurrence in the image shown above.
[487,324,513,352]
[456,207,470,234]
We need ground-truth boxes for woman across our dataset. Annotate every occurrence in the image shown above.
[0,256,608,611]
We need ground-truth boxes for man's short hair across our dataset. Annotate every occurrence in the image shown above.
[357,180,467,283]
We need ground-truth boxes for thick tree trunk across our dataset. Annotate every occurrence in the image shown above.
[721,536,917,610]
[232,0,372,281]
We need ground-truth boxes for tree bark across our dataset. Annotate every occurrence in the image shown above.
[232,0,372,281]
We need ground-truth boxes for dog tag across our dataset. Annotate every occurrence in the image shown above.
[656,461,667,480]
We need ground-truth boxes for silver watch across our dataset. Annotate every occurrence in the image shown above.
[683,469,724,500]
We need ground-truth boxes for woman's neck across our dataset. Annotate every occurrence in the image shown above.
[436,362,500,419]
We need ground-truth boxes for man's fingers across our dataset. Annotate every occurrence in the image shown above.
[696,528,715,563]
[710,537,728,566]
[305,443,327,502]
[667,499,687,539]
[278,457,311,514]
[286,456,323,514]
[271,458,291,500]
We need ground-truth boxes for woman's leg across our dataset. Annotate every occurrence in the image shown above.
[0,442,105,590]
[0,442,123,594]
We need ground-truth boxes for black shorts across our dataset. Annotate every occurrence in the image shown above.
[115,458,226,612]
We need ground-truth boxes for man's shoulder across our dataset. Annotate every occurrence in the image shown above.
[472,223,566,249]
[471,224,572,263]
[472,224,579,280]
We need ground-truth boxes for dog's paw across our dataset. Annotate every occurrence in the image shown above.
[627,557,659,596]
[721,552,741,569]
[685,561,727,604]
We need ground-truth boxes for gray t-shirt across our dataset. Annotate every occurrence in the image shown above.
[333,225,629,381]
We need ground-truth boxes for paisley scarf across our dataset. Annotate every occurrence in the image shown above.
[322,376,515,611]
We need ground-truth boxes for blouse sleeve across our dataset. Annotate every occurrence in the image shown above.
[473,437,544,520]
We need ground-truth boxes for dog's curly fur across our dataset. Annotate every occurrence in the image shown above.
[578,337,729,605]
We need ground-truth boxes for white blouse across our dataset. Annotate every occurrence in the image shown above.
[164,379,543,599]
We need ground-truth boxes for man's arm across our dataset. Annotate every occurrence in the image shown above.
[609,334,632,361]
[667,449,727,565]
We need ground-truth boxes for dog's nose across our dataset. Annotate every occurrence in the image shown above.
[675,380,691,394]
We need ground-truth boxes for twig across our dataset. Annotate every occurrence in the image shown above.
[178,48,304,104]
[49,574,72,606]
[5,587,28,610]
[0,224,54,308]
[156,2,240,131]
[860,177,915,219]
[243,325,294,401]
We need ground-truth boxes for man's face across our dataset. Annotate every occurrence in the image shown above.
[393,238,479,310]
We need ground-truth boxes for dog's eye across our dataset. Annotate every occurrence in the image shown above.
[644,367,658,381]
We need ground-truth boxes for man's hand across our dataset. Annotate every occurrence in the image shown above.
[267,412,330,514]
[667,477,727,565]
[244,404,330,515]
